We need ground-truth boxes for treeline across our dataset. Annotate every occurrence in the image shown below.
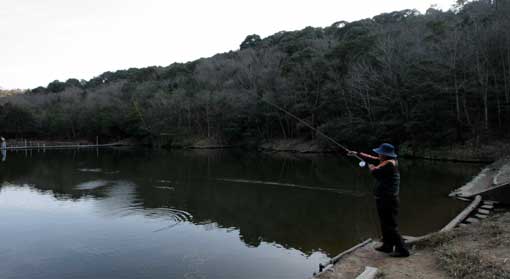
[1,0,509,148]
[0,89,24,97]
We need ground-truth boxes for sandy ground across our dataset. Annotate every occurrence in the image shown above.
[316,241,450,279]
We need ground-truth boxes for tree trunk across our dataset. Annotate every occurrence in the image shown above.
[187,102,191,131]
[341,89,353,123]
[278,115,287,139]
[483,73,489,130]
[482,88,489,130]
[206,91,211,139]
[462,94,472,127]
[503,50,509,103]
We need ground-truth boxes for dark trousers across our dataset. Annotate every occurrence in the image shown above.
[375,196,407,251]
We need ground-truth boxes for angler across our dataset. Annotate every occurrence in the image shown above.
[259,94,409,257]
[348,143,410,257]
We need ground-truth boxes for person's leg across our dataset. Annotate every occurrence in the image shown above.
[388,198,409,257]
[375,198,394,252]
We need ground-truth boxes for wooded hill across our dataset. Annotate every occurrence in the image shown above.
[1,0,509,149]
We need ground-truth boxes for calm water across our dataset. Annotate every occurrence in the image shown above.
[0,148,482,279]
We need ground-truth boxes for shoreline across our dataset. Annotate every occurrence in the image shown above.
[1,138,138,149]
[312,157,510,279]
[176,138,507,163]
[1,137,505,163]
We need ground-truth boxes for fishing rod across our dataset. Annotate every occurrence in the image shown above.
[258,94,366,168]
[131,87,366,167]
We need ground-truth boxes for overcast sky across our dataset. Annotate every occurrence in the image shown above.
[0,0,455,89]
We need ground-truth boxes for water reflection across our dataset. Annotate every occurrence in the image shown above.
[0,149,483,279]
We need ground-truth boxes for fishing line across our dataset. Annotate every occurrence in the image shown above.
[130,86,366,167]
[215,178,366,196]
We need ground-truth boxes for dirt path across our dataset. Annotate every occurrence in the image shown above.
[316,240,449,279]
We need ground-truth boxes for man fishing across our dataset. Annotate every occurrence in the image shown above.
[348,143,410,257]
[258,95,408,257]
[1,137,6,162]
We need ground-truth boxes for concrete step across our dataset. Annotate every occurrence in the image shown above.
[480,204,494,210]
[478,209,490,215]
[483,200,498,205]
[466,217,480,224]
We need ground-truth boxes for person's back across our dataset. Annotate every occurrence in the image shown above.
[372,160,400,198]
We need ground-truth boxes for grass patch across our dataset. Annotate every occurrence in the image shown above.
[431,213,510,279]
[436,244,510,279]
[414,231,456,249]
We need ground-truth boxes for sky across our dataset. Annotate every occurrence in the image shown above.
[0,0,455,89]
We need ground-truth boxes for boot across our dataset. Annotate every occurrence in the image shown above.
[374,243,393,253]
[389,248,410,257]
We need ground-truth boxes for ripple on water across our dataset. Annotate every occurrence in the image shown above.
[147,207,193,222]
[77,168,103,173]
[154,186,175,191]
[75,180,111,190]
[148,208,193,232]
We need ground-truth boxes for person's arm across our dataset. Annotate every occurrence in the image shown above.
[359,152,379,161]
[348,151,379,164]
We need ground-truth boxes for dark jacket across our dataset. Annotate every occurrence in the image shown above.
[371,161,400,198]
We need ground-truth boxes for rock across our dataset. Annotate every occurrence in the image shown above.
[356,266,378,279]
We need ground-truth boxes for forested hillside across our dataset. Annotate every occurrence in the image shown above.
[1,0,509,149]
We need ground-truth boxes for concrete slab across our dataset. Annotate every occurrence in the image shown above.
[355,266,378,279]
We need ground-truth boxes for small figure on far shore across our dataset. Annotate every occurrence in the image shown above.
[1,137,6,162]
[348,143,410,257]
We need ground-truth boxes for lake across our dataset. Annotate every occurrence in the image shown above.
[0,148,482,279]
